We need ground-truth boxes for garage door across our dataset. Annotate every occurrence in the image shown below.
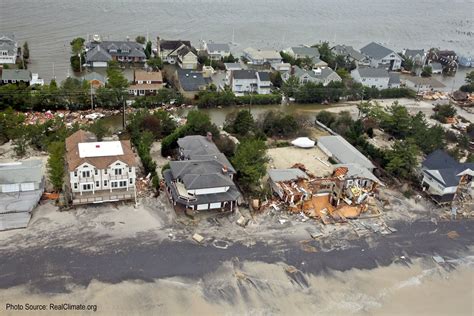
[196,204,208,210]
[209,202,222,209]
[20,183,35,191]
[1,184,19,193]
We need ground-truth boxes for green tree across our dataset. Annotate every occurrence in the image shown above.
[147,56,163,70]
[70,37,85,55]
[402,58,414,71]
[232,138,269,191]
[313,42,335,66]
[300,56,313,70]
[135,36,146,44]
[281,75,300,98]
[385,140,419,179]
[421,66,432,77]
[48,141,65,192]
[432,103,457,123]
[88,119,109,141]
[225,110,255,136]
[145,41,152,59]
[270,71,283,88]
[106,61,129,106]
[22,42,30,60]
[316,110,337,127]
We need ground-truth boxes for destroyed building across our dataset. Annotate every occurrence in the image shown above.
[268,163,382,224]
[0,160,44,231]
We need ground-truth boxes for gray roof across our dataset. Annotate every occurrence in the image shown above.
[290,46,320,58]
[334,163,383,185]
[0,69,31,82]
[0,42,16,55]
[388,72,400,85]
[268,168,309,183]
[177,69,210,91]
[86,45,112,63]
[233,69,257,80]
[257,71,271,81]
[169,160,234,189]
[360,42,397,60]
[291,66,340,81]
[207,43,230,53]
[82,72,107,83]
[224,63,243,70]
[356,67,389,78]
[163,169,240,206]
[318,135,375,170]
[422,150,474,187]
[0,160,44,184]
[0,33,15,42]
[87,41,146,59]
[332,45,365,61]
[159,39,192,51]
[178,135,235,173]
[404,49,424,59]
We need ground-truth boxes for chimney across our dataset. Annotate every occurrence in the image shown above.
[222,165,228,175]
[206,132,213,142]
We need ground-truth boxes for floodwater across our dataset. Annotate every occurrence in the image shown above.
[1,0,473,83]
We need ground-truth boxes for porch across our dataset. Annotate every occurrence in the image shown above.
[72,188,136,205]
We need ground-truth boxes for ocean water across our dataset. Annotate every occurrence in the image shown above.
[1,0,473,82]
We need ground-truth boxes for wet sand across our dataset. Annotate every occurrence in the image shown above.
[0,257,472,316]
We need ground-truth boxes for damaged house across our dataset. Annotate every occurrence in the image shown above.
[0,160,44,231]
[163,134,241,212]
[268,162,382,224]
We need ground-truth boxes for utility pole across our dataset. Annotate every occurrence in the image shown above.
[122,96,126,129]
[90,83,94,110]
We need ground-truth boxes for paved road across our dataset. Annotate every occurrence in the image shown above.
[0,219,473,293]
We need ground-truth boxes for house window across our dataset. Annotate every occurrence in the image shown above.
[82,184,92,191]
[129,178,133,184]
[120,180,127,187]
[94,169,98,176]
[74,171,78,177]
[104,180,108,186]
[111,182,118,188]
[129,167,132,172]
[82,171,91,178]
[74,183,78,189]
[115,168,122,175]
[104,169,108,175]
[96,181,100,187]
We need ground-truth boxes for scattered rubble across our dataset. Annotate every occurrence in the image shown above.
[192,233,205,243]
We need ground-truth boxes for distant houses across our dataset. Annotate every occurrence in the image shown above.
[350,67,400,89]
[85,40,146,67]
[402,49,427,67]
[65,130,138,205]
[243,47,282,65]
[82,72,107,89]
[282,66,342,86]
[163,134,241,212]
[403,76,445,92]
[129,70,163,96]
[230,69,272,96]
[359,42,402,71]
[0,33,18,65]
[332,44,368,66]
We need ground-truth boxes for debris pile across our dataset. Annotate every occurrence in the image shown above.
[266,164,382,225]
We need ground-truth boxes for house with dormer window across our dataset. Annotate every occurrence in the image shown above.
[85,40,146,67]
[65,130,138,205]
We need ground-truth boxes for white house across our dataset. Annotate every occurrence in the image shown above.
[157,38,198,69]
[0,69,44,86]
[360,42,402,70]
[204,42,231,60]
[421,150,474,204]
[243,47,282,65]
[351,67,392,89]
[0,33,17,64]
[403,49,427,67]
[230,69,272,96]
[66,130,138,205]
[163,134,241,212]
[282,66,342,86]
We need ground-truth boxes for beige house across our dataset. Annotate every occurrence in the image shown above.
[66,130,138,205]
[129,70,163,96]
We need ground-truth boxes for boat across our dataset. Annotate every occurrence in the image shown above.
[458,56,472,67]
[92,34,101,43]
[291,137,315,148]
